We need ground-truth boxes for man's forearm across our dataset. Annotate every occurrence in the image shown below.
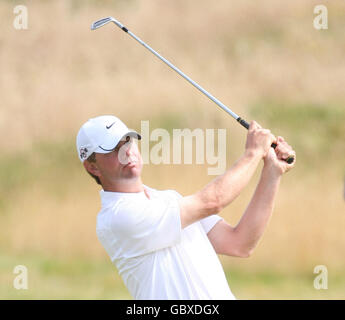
[198,150,262,211]
[233,165,281,255]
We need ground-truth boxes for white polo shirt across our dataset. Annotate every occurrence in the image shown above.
[96,185,235,300]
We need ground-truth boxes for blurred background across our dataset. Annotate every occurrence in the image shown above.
[1,0,344,299]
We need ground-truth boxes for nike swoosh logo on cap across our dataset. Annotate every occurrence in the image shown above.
[106,122,116,129]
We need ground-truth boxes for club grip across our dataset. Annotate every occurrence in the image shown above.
[237,117,250,129]
[237,117,295,164]
[271,143,295,164]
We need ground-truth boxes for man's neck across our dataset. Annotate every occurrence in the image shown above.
[102,177,144,193]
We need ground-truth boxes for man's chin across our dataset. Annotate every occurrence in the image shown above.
[122,162,142,176]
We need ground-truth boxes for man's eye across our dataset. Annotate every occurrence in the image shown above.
[114,138,133,152]
[114,142,126,152]
[114,145,121,152]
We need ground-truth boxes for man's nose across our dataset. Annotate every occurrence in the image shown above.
[125,144,134,157]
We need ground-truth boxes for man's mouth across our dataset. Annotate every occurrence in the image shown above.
[126,162,136,167]
[124,160,138,168]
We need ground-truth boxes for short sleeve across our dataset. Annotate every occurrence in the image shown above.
[164,190,222,235]
[110,195,182,258]
[200,215,223,234]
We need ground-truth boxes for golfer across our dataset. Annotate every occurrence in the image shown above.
[76,115,296,299]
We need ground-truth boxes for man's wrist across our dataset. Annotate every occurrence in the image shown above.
[244,148,263,162]
[262,163,283,180]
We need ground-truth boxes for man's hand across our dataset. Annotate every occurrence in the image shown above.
[264,136,296,175]
[245,121,276,158]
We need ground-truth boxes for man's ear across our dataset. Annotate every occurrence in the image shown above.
[83,161,100,177]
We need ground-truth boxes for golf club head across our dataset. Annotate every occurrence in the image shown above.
[91,17,113,30]
[91,17,125,31]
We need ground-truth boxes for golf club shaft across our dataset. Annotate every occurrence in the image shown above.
[97,18,294,164]
[120,25,246,125]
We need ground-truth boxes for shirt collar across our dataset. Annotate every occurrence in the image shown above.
[99,185,152,207]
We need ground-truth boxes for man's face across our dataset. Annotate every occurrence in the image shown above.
[93,136,143,184]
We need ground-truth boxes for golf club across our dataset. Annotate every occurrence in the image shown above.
[91,17,294,164]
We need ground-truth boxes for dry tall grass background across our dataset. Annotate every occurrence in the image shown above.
[1,0,345,299]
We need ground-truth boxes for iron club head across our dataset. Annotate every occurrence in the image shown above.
[91,17,125,31]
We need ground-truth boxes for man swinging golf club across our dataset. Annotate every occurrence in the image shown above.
[76,114,296,299]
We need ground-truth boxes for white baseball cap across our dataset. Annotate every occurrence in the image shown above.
[76,115,141,162]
